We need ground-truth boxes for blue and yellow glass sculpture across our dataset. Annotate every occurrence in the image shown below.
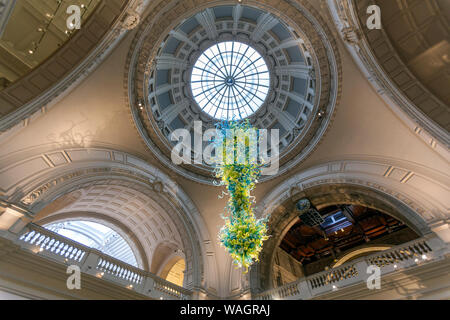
[213,120,269,272]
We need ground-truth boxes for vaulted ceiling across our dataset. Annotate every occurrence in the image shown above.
[0,0,132,126]
[354,0,450,132]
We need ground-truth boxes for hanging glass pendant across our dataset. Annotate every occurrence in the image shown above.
[213,120,269,272]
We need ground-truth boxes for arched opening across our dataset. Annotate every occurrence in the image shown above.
[44,220,139,267]
[251,181,432,293]
[36,210,150,271]
[33,181,192,276]
[273,203,419,287]
[159,258,186,287]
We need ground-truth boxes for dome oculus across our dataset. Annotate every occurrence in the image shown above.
[191,41,270,120]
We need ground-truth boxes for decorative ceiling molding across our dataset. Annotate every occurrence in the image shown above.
[0,0,147,135]
[331,245,393,268]
[249,157,450,292]
[125,0,342,185]
[327,0,450,154]
[0,146,220,293]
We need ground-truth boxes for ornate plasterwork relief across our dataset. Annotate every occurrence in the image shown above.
[122,10,141,30]
[340,26,360,45]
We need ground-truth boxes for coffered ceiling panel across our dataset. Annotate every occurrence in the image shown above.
[355,0,450,132]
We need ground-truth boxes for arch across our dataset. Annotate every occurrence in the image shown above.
[250,159,449,293]
[151,242,184,275]
[0,0,149,134]
[44,219,139,267]
[33,181,187,273]
[156,249,186,287]
[152,242,187,286]
[163,259,186,287]
[36,211,148,270]
[0,147,219,292]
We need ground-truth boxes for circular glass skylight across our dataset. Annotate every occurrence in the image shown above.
[191,41,270,120]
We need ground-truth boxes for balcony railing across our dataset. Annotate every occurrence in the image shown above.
[254,236,449,300]
[5,224,449,300]
[15,224,192,300]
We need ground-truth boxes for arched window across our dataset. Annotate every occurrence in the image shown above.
[45,221,138,267]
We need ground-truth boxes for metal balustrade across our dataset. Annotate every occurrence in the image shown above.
[255,236,448,300]
[15,224,192,300]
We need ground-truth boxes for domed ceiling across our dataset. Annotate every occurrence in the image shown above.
[353,0,450,134]
[126,1,341,184]
[0,0,140,131]
[0,0,100,87]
